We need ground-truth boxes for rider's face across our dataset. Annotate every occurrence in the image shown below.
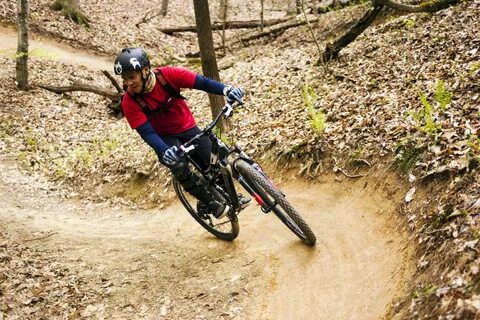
[122,67,148,94]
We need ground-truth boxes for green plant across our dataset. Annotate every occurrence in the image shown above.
[470,62,480,76]
[0,119,13,138]
[29,48,58,60]
[418,91,440,134]
[94,138,119,157]
[23,133,38,150]
[302,84,326,136]
[13,48,58,60]
[435,80,452,112]
[52,159,67,178]
[69,146,92,166]
[403,18,416,29]
[17,151,27,162]
[213,127,236,146]
[409,80,452,136]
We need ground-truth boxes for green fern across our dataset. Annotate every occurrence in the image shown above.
[418,92,440,135]
[302,84,326,136]
[435,80,452,112]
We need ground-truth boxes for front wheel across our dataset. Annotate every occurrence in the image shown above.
[173,178,239,241]
[235,160,316,246]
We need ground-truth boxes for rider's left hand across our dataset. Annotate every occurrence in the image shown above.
[224,86,245,105]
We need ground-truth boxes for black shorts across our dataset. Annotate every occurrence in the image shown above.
[160,125,211,171]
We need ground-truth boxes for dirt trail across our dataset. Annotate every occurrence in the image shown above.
[0,159,413,319]
[0,29,413,319]
[0,24,112,71]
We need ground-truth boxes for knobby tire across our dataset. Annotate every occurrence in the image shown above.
[173,179,239,241]
[235,160,316,246]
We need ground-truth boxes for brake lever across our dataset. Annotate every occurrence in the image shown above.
[224,103,234,118]
[179,144,196,156]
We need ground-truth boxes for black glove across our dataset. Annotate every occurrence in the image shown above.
[162,146,180,165]
[223,86,245,104]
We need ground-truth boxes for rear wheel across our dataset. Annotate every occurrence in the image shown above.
[235,160,316,246]
[173,178,239,241]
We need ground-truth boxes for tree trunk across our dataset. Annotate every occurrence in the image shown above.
[16,0,29,91]
[193,0,226,130]
[218,0,226,20]
[39,71,124,116]
[51,0,90,27]
[321,4,383,63]
[295,0,302,14]
[160,0,169,16]
[301,0,322,62]
[260,0,264,32]
[38,84,122,101]
[221,0,228,55]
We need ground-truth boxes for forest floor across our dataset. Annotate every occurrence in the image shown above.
[0,0,479,319]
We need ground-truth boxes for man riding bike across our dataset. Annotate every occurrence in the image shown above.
[114,47,248,219]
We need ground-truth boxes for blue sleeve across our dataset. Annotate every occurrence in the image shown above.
[136,122,170,157]
[194,75,226,95]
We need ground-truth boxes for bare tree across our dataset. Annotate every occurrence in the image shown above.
[160,0,169,16]
[300,0,322,61]
[193,0,227,130]
[218,0,227,20]
[296,0,302,14]
[260,0,265,32]
[50,0,90,27]
[220,0,228,55]
[16,0,29,91]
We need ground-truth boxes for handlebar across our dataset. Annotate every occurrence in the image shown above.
[178,101,241,156]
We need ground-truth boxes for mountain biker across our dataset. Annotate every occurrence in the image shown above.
[114,47,246,219]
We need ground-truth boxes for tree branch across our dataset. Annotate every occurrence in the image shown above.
[39,84,121,101]
[102,70,123,93]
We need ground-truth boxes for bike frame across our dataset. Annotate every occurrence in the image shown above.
[179,103,269,215]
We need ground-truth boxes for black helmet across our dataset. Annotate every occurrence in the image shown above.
[114,48,150,75]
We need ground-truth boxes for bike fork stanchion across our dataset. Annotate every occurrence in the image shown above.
[237,175,277,214]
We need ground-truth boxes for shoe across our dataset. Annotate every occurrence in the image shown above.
[209,201,230,219]
[197,201,209,216]
[238,194,252,209]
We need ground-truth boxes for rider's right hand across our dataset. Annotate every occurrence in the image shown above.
[162,146,180,165]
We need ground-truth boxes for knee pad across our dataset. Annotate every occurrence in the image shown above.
[170,162,199,191]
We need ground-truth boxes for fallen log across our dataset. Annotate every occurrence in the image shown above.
[186,17,320,58]
[321,4,383,62]
[160,17,292,35]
